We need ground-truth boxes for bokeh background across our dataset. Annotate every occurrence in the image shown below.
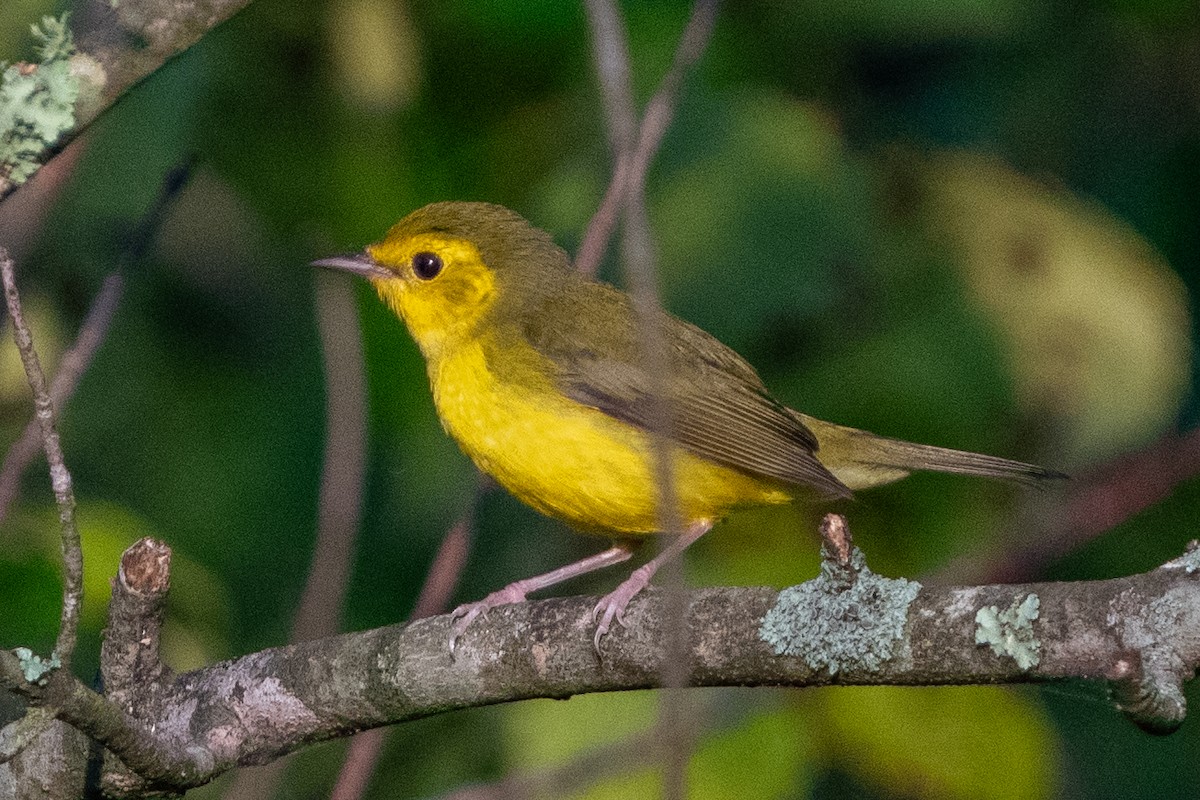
[3,0,1200,798]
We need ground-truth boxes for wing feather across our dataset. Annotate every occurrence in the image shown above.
[513,281,851,499]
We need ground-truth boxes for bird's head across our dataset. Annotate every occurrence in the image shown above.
[314,201,572,357]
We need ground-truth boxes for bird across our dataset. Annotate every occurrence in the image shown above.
[313,201,1062,652]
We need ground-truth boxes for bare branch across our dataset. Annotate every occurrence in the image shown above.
[327,476,491,800]
[0,517,1195,794]
[0,248,83,671]
[0,158,191,525]
[291,274,369,643]
[0,707,55,765]
[575,0,719,276]
[0,272,121,524]
[0,648,214,792]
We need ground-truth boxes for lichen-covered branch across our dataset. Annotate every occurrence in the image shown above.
[4,520,1199,796]
[0,1,251,200]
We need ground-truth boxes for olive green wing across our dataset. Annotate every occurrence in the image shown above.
[516,283,851,499]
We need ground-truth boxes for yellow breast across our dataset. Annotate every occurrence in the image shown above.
[428,339,792,536]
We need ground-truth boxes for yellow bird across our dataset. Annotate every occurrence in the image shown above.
[315,202,1061,650]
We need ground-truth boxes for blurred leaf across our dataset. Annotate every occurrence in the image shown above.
[650,92,872,349]
[504,691,657,771]
[326,0,422,113]
[575,770,661,800]
[922,152,1192,463]
[684,708,811,800]
[1,501,230,670]
[507,696,810,800]
[575,709,811,799]
[814,686,1058,800]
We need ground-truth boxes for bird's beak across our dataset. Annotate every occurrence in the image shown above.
[311,252,392,280]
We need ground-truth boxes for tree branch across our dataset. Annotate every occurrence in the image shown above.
[23,528,1194,793]
[0,1,251,202]
[1,248,83,671]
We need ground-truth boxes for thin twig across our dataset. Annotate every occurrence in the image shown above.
[291,273,369,643]
[582,3,720,798]
[0,158,192,525]
[584,0,639,159]
[621,189,694,800]
[0,162,190,770]
[1,248,83,671]
[411,478,488,621]
[575,0,719,276]
[329,476,490,800]
[330,729,388,800]
[0,273,122,524]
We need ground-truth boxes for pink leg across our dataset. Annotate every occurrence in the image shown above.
[592,520,714,651]
[449,543,636,652]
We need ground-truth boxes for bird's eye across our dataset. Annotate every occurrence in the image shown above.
[412,251,443,280]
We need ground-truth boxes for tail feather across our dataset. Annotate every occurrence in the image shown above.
[794,413,1067,491]
[853,435,1066,486]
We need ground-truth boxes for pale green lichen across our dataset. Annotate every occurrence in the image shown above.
[0,14,80,190]
[1174,543,1200,574]
[759,548,922,674]
[974,593,1041,670]
[12,647,61,685]
[30,14,74,62]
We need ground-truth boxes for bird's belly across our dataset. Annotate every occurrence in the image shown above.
[431,345,790,535]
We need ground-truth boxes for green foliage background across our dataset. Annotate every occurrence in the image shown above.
[3,0,1200,797]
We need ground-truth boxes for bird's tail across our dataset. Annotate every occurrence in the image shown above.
[793,413,1066,492]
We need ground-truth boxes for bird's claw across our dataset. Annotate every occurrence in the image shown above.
[591,598,627,652]
[591,573,649,653]
[447,603,483,655]
[447,585,530,656]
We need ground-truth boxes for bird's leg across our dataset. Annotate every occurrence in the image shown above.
[592,520,714,651]
[449,543,637,652]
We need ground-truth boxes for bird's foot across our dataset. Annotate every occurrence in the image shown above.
[591,565,653,652]
[448,584,529,654]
